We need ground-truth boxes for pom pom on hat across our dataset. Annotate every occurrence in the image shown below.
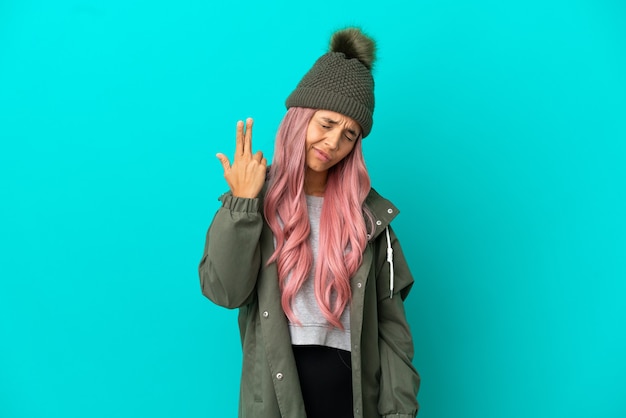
[330,27,376,70]
[285,27,376,138]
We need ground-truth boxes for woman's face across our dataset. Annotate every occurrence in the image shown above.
[304,109,361,174]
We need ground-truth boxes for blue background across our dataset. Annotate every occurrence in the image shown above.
[1,0,625,417]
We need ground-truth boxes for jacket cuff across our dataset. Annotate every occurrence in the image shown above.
[218,193,260,213]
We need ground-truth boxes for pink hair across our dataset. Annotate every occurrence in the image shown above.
[264,107,373,329]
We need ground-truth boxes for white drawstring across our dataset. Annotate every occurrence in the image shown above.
[385,227,394,299]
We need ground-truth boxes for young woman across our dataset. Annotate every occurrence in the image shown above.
[199,27,420,418]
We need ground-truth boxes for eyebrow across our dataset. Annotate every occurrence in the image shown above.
[320,117,359,136]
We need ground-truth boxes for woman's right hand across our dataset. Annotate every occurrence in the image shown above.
[216,118,267,199]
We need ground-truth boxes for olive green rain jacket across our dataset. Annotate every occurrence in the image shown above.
[199,188,420,418]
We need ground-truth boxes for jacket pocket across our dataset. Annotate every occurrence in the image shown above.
[252,318,263,403]
[239,307,263,408]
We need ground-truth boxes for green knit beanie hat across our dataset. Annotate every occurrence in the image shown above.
[285,28,376,138]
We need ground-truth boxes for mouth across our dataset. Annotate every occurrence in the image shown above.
[313,147,331,162]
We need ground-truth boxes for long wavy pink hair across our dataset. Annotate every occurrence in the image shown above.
[264,107,373,329]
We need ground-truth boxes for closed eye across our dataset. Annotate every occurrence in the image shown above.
[318,117,360,140]
[345,129,360,142]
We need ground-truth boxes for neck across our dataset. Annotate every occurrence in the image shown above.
[304,168,328,197]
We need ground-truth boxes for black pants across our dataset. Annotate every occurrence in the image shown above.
[292,345,354,418]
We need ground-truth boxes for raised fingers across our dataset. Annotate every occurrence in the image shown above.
[243,118,253,155]
[235,120,245,157]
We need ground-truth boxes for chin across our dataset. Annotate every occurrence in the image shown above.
[306,163,330,173]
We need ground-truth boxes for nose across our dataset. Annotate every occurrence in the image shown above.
[323,130,341,150]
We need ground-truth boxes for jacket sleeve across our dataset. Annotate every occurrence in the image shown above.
[375,226,420,417]
[198,192,264,309]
